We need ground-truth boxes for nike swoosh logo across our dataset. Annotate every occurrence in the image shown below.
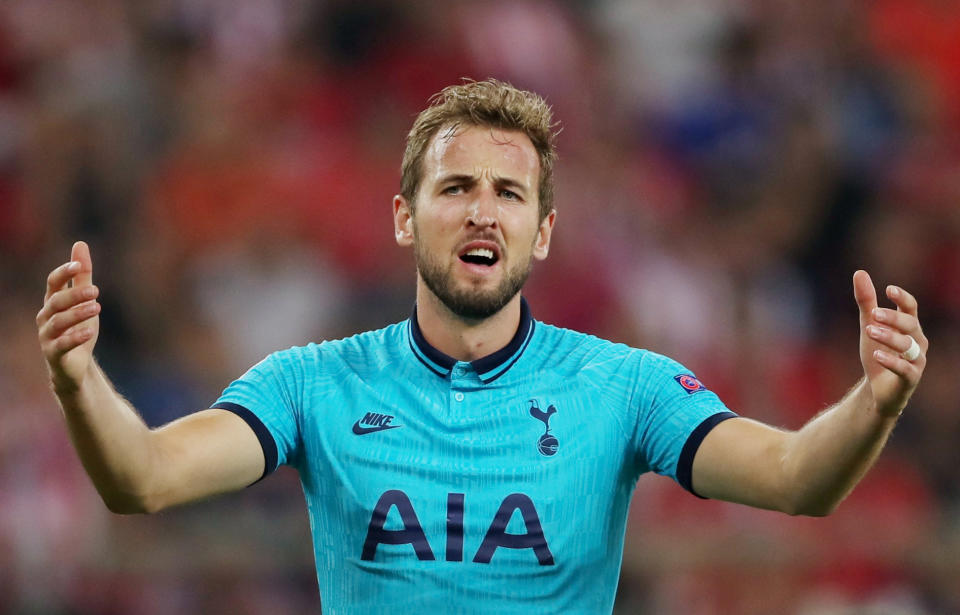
[352,422,401,435]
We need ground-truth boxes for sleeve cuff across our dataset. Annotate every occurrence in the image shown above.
[676,411,738,498]
[211,401,279,483]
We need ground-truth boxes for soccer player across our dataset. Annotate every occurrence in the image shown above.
[37,80,927,613]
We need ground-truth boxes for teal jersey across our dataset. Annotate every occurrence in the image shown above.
[213,299,735,614]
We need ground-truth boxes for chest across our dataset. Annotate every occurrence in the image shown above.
[306,371,629,485]
[296,371,633,565]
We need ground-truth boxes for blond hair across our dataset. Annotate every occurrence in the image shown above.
[400,79,559,220]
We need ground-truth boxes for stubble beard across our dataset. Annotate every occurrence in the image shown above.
[414,238,534,321]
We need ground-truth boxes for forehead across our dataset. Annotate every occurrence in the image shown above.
[421,124,540,185]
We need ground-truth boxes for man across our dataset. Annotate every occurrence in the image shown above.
[37,80,927,613]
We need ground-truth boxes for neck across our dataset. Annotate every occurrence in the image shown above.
[415,281,522,362]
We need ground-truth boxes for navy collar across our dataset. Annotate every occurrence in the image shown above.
[407,297,536,384]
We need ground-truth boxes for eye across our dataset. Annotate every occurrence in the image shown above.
[442,185,464,196]
[499,189,520,201]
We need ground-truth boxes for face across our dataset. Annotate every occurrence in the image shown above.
[394,124,555,320]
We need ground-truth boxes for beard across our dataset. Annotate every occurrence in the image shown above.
[414,237,533,321]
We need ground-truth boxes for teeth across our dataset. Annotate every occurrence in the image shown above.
[465,248,495,260]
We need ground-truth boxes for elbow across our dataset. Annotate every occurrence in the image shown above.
[799,501,841,518]
[785,505,835,518]
[93,452,168,515]
[100,490,165,515]
[102,497,146,515]
[776,447,846,517]
[781,494,842,518]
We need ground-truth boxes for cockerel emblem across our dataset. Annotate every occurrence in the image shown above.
[529,400,559,456]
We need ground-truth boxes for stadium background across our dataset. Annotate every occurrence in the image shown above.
[1,1,959,613]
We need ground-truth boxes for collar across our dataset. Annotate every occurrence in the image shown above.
[407,297,536,384]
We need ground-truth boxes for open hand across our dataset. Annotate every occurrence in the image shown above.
[853,270,927,417]
[37,241,100,394]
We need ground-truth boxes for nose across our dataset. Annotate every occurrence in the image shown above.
[466,191,498,229]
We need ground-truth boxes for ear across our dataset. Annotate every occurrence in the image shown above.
[533,209,556,261]
[394,195,414,247]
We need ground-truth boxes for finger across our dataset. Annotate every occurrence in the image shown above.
[886,284,918,317]
[853,270,878,326]
[45,261,81,301]
[866,324,922,356]
[39,301,100,341]
[873,349,922,383]
[872,307,925,341]
[37,285,99,326]
[71,241,94,288]
[45,325,96,359]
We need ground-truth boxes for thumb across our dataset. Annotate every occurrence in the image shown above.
[853,269,877,326]
[70,240,94,288]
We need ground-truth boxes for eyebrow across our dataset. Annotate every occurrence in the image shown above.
[492,175,529,195]
[437,174,477,187]
[436,173,529,195]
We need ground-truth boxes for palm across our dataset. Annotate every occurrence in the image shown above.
[859,321,903,408]
[59,312,99,381]
[853,270,924,416]
[39,241,101,392]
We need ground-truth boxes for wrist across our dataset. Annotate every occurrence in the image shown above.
[860,381,904,420]
[846,378,890,420]
[50,363,97,403]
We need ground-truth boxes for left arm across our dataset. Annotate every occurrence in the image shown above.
[690,270,927,516]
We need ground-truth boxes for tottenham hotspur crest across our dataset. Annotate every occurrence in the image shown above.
[529,400,559,456]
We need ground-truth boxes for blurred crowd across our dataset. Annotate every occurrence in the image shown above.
[1,0,958,613]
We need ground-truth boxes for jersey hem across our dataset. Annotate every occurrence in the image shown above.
[676,411,738,497]
[211,401,279,482]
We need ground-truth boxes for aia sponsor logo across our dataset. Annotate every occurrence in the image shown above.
[361,490,554,565]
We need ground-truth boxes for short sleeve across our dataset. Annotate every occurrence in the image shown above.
[632,352,736,496]
[211,351,302,481]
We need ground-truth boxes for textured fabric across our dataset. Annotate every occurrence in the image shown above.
[214,299,735,614]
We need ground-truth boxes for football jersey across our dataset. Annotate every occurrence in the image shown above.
[212,298,735,614]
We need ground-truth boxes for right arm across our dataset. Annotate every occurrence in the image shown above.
[37,241,265,514]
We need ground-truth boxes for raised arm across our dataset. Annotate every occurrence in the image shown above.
[690,270,927,516]
[37,241,265,514]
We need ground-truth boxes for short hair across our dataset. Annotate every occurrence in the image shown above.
[400,79,559,221]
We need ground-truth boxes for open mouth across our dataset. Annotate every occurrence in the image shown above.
[459,247,499,267]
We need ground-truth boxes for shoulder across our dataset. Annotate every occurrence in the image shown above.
[529,322,700,388]
[533,321,644,363]
[259,320,409,378]
[530,321,648,377]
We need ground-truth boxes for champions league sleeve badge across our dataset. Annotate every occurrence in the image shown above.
[674,374,707,394]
